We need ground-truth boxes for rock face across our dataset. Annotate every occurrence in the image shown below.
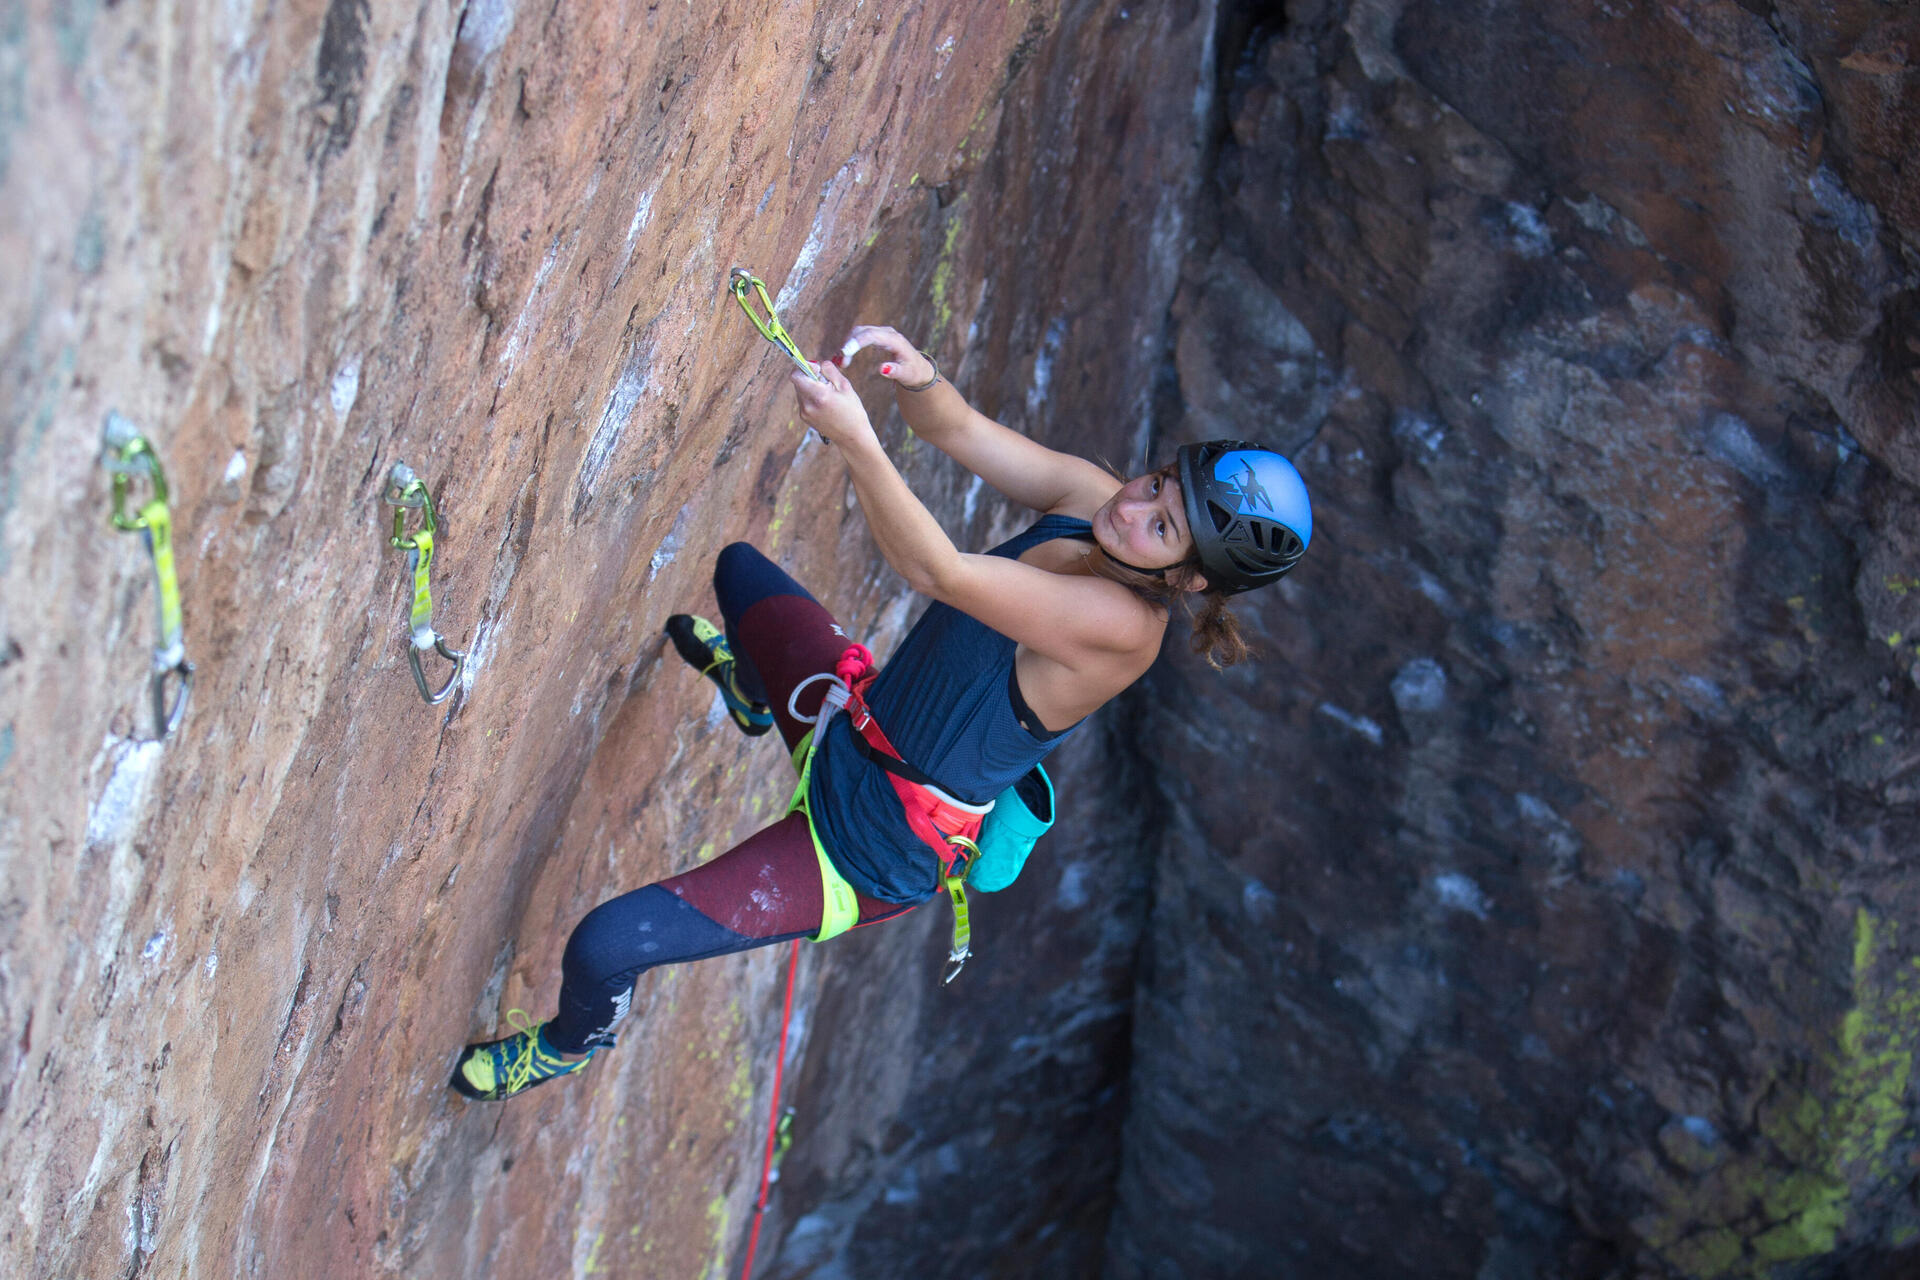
[0,1,1162,1276]
[5,1,1919,1279]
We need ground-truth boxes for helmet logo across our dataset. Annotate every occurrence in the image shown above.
[1215,452,1277,517]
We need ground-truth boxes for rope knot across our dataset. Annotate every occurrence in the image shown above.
[834,643,875,687]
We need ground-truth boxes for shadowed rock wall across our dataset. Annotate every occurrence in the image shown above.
[1103,2,1920,1278]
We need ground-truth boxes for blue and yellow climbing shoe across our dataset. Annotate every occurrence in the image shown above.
[450,1010,598,1102]
[667,614,774,736]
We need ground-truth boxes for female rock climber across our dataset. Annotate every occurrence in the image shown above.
[451,325,1313,1100]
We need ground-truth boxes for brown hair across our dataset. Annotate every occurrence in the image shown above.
[1082,468,1255,669]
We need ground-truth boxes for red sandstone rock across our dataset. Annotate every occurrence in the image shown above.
[0,1,1100,1275]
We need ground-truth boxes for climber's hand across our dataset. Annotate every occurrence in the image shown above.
[832,325,935,388]
[791,360,876,450]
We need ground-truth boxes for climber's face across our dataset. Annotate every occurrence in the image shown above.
[1092,468,1199,574]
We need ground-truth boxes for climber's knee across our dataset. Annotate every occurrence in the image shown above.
[560,890,655,988]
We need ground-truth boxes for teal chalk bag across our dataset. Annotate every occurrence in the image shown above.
[969,765,1055,892]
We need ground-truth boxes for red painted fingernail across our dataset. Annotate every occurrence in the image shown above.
[881,363,894,376]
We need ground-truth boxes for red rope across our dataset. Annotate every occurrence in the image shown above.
[833,642,875,689]
[741,938,802,1280]
[742,648,868,1276]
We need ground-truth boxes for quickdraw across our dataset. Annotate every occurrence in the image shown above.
[101,413,194,740]
[728,268,825,382]
[792,643,989,984]
[772,1106,796,1175]
[383,462,468,704]
[941,837,978,985]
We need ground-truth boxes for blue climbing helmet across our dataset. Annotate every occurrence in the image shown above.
[1175,440,1312,594]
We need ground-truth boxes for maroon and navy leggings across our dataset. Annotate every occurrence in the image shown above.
[544,544,914,1053]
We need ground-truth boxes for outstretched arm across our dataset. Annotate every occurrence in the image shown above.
[835,325,1119,519]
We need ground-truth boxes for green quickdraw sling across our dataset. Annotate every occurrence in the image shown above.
[101,413,194,740]
[383,462,468,704]
[729,268,825,383]
[940,837,978,985]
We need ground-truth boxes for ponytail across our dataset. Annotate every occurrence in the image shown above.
[1084,544,1255,669]
[1187,589,1251,669]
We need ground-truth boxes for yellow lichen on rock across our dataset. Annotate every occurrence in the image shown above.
[1640,908,1920,1276]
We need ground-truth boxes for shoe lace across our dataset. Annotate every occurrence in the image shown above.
[698,631,731,678]
[501,1008,550,1095]
[705,643,768,714]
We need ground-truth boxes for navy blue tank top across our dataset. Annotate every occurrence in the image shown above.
[808,514,1094,902]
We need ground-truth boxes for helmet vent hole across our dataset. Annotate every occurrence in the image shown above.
[1207,500,1232,533]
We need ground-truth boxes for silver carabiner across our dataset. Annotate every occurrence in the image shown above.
[942,945,970,986]
[409,633,467,705]
[149,643,195,739]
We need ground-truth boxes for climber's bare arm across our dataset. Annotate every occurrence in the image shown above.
[791,365,1161,685]
[834,324,1118,517]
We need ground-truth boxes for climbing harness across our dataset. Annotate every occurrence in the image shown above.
[728,268,825,382]
[101,413,194,741]
[790,643,989,984]
[382,462,468,704]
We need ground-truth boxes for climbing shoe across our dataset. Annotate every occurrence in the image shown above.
[450,1010,598,1102]
[667,614,774,736]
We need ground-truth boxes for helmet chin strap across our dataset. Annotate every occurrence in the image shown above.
[1109,553,1168,577]
[1092,541,1169,578]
